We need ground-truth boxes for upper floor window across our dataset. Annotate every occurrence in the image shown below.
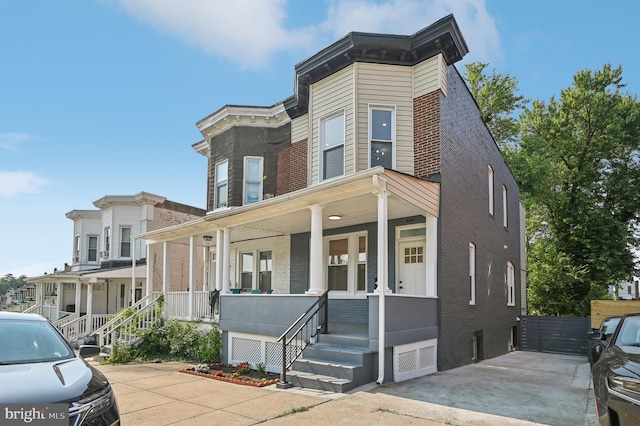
[104,227,110,256]
[469,242,476,305]
[243,157,263,205]
[502,185,508,228]
[321,113,345,181]
[370,107,394,169]
[120,227,131,258]
[507,261,515,306]
[488,165,494,216]
[215,160,229,209]
[73,236,80,263]
[87,236,98,262]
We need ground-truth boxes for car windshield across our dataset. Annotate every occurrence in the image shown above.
[614,316,640,347]
[601,317,621,337]
[0,319,74,364]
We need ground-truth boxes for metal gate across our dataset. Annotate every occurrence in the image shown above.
[519,316,590,355]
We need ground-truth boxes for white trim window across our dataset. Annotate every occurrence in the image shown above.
[243,156,263,205]
[238,249,272,293]
[469,242,476,305]
[120,227,131,258]
[369,106,395,169]
[507,261,515,306]
[87,235,98,262]
[104,227,110,257]
[320,112,345,181]
[502,185,508,228]
[73,235,80,263]
[488,165,494,216]
[325,232,367,295]
[215,160,229,209]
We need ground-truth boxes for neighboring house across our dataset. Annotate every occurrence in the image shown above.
[27,192,205,336]
[609,277,640,300]
[135,14,524,389]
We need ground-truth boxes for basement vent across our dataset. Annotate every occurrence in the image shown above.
[393,338,437,382]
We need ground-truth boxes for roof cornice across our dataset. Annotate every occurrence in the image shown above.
[285,14,468,119]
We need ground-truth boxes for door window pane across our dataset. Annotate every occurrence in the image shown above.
[328,238,348,291]
[357,236,367,291]
[240,252,253,291]
[259,251,272,292]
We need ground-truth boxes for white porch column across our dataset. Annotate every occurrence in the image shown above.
[162,242,170,294]
[162,242,169,318]
[188,235,197,320]
[203,247,208,292]
[425,216,438,298]
[306,204,324,295]
[216,229,223,291]
[375,177,389,384]
[56,281,62,318]
[146,241,154,299]
[131,238,137,305]
[86,282,93,333]
[74,281,82,315]
[222,228,231,294]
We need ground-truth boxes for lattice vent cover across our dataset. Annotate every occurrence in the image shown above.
[419,346,435,369]
[397,350,418,374]
[231,337,262,365]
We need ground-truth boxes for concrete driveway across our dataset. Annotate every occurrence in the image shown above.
[93,351,595,425]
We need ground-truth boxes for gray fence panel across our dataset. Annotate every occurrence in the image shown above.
[520,316,590,355]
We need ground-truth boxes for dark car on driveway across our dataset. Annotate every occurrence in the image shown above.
[587,316,622,366]
[0,312,120,425]
[590,312,640,425]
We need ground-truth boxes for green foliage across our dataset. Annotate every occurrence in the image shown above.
[0,274,29,295]
[105,319,222,364]
[256,362,266,375]
[463,62,528,149]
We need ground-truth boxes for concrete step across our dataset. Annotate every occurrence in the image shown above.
[284,370,357,393]
[317,333,369,348]
[302,343,369,364]
[292,358,361,380]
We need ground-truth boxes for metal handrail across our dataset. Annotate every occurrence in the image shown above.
[276,291,329,386]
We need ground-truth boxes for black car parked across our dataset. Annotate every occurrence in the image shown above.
[0,312,120,425]
[590,312,640,425]
[587,316,622,366]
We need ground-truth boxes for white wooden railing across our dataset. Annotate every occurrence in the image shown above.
[165,291,213,320]
[57,315,88,342]
[22,303,42,314]
[93,292,162,348]
[53,312,79,328]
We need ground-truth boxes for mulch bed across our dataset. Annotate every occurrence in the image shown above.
[179,363,280,387]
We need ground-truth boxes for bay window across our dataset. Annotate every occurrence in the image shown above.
[321,113,345,181]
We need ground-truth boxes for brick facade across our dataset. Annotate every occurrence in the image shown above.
[413,90,442,177]
[277,139,308,195]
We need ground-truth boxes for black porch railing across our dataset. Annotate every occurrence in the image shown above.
[276,291,329,388]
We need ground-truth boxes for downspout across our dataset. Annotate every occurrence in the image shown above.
[374,174,388,385]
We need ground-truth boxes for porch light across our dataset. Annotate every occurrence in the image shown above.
[328,215,342,220]
[202,235,213,242]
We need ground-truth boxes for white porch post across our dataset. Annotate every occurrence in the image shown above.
[131,238,136,305]
[202,246,208,292]
[74,281,82,315]
[188,235,197,320]
[222,228,231,294]
[425,216,438,298]
[146,241,154,299]
[162,242,169,318]
[375,177,389,384]
[86,282,93,333]
[307,204,324,295]
[56,281,62,318]
[216,229,223,291]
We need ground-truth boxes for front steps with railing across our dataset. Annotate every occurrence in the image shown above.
[285,328,375,393]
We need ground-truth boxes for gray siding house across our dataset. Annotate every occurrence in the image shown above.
[137,14,524,390]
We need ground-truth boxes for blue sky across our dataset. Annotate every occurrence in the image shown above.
[1,0,639,278]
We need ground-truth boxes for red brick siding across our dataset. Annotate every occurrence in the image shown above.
[277,139,308,195]
[413,90,441,176]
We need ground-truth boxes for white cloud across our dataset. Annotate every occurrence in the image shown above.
[0,132,32,150]
[116,0,501,68]
[0,171,51,197]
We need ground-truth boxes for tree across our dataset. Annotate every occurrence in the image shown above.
[512,64,640,315]
[463,62,528,149]
[0,274,29,295]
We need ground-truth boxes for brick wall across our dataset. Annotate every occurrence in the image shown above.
[277,139,308,195]
[436,65,522,371]
[414,90,441,177]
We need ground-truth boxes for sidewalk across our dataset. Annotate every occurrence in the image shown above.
[93,351,594,425]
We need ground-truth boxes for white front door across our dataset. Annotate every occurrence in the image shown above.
[398,240,426,296]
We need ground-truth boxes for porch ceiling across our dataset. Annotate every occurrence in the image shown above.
[138,168,439,246]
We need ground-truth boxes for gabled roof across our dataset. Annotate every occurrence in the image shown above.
[284,14,468,119]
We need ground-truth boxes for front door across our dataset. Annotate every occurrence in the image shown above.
[398,240,426,295]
